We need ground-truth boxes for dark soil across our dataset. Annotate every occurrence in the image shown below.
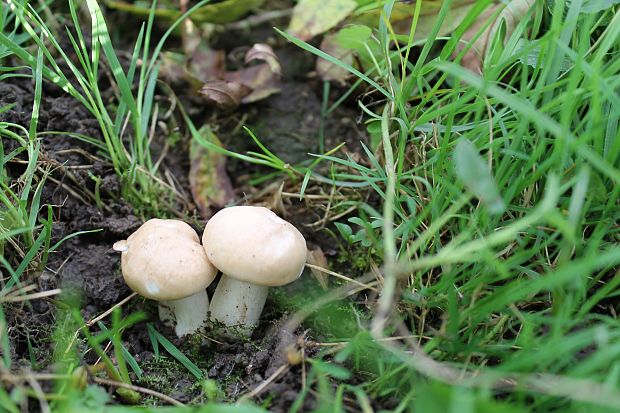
[0,12,368,412]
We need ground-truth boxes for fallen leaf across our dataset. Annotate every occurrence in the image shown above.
[316,33,354,85]
[178,15,226,82]
[336,24,372,50]
[188,45,226,82]
[159,51,191,84]
[245,43,281,75]
[288,0,357,41]
[458,0,536,73]
[307,247,329,290]
[189,127,235,218]
[353,0,477,40]
[199,80,252,111]
[223,64,281,103]
[196,44,282,108]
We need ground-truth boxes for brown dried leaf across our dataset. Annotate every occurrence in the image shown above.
[199,80,252,111]
[173,11,225,85]
[189,46,226,82]
[159,51,190,84]
[458,0,536,73]
[197,43,282,108]
[353,0,476,38]
[224,64,280,103]
[307,247,329,290]
[189,127,235,218]
[245,43,281,75]
[316,33,353,85]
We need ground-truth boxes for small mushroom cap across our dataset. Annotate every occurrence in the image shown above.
[115,219,217,301]
[202,206,307,287]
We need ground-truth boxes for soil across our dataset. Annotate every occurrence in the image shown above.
[0,11,370,412]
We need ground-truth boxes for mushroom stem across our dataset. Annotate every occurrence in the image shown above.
[158,290,210,337]
[208,275,268,333]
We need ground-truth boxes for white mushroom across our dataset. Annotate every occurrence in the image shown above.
[202,206,307,335]
[113,219,217,337]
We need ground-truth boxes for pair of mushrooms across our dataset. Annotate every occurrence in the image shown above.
[113,206,307,337]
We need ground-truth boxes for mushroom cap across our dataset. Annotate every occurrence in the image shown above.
[114,219,217,301]
[202,206,307,287]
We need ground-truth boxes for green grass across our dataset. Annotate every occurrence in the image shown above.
[0,0,219,214]
[1,0,619,411]
[276,0,620,411]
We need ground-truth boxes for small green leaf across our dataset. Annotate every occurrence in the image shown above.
[146,323,159,358]
[150,326,204,380]
[335,222,353,241]
[454,139,505,215]
[336,25,372,50]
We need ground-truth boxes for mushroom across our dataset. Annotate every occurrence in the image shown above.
[113,219,217,337]
[202,206,307,334]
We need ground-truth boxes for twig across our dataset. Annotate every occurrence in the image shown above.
[25,374,51,413]
[306,334,431,348]
[280,192,347,200]
[238,364,289,402]
[92,377,185,407]
[86,292,137,327]
[65,293,137,354]
[0,288,62,303]
[0,283,38,298]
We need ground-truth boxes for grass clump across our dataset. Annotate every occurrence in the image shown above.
[278,0,620,410]
[0,0,215,214]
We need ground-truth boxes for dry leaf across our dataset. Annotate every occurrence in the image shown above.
[189,127,235,218]
[353,0,477,40]
[189,45,226,82]
[307,247,329,290]
[199,80,252,111]
[199,43,282,108]
[245,43,281,75]
[288,0,357,41]
[316,33,354,85]
[224,64,281,103]
[159,52,190,84]
[459,0,536,73]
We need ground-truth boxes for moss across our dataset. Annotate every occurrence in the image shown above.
[137,356,201,405]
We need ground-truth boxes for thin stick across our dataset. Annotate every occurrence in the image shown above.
[238,364,289,402]
[306,334,432,348]
[1,288,62,303]
[281,192,347,200]
[92,377,185,407]
[25,374,51,413]
[86,292,137,327]
[65,293,137,354]
[0,283,38,298]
